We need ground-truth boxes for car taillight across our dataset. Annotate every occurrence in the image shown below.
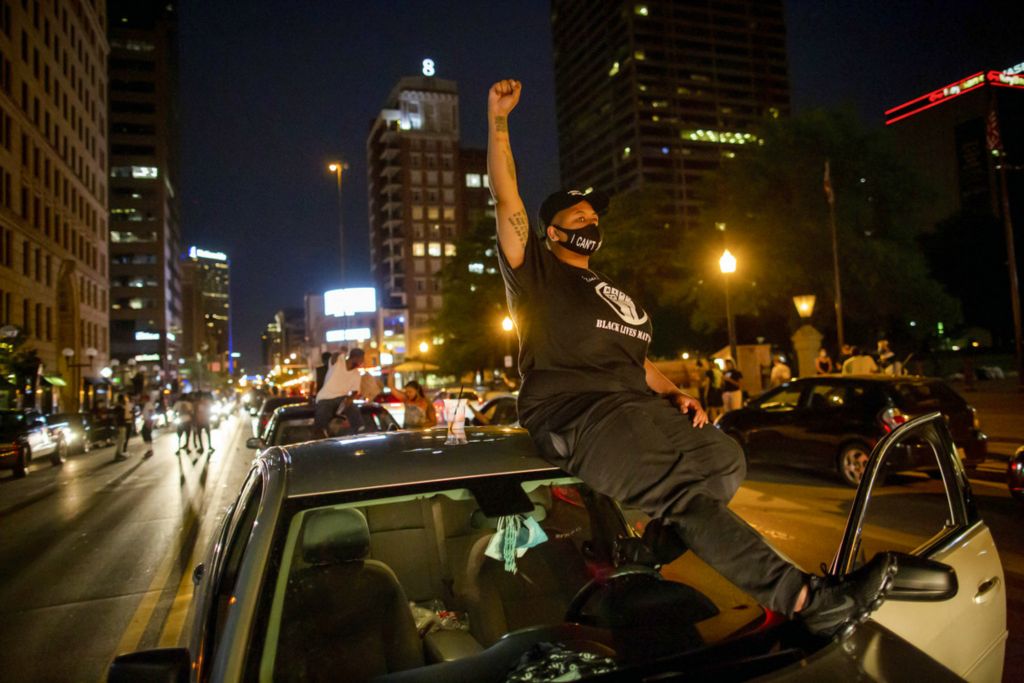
[879,407,909,433]
[968,405,981,431]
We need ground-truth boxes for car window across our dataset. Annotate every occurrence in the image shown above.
[891,381,963,413]
[203,472,264,676]
[757,386,803,412]
[275,418,319,445]
[493,401,517,424]
[805,384,846,411]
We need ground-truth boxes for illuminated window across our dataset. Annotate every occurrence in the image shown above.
[634,50,645,61]
[411,205,424,220]
[608,61,620,77]
[634,4,649,16]
[412,242,426,257]
[428,242,442,257]
[482,174,489,188]
[622,146,631,159]
[110,165,158,179]
[444,243,456,257]
[443,207,455,220]
[680,129,761,146]
[468,262,484,274]
[128,298,146,310]
[465,173,481,188]
[427,207,440,220]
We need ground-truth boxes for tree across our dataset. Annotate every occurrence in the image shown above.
[684,108,960,348]
[432,219,510,376]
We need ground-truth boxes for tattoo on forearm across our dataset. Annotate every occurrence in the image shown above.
[493,116,508,133]
[507,210,529,245]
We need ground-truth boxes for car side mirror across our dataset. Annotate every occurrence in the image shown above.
[245,437,262,449]
[884,552,958,602]
[107,647,191,683]
[387,423,399,432]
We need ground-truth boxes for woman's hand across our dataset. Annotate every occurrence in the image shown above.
[668,393,708,428]
[488,79,521,118]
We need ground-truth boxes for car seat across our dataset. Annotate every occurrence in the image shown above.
[276,508,424,682]
[460,489,591,647]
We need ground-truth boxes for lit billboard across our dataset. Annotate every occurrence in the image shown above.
[326,328,372,342]
[324,287,376,317]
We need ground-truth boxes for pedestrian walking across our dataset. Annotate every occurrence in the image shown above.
[112,394,130,461]
[173,393,193,454]
[193,394,212,453]
[721,359,744,412]
[140,395,155,458]
[486,77,895,638]
[314,348,366,436]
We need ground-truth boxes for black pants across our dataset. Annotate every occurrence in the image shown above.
[522,391,805,614]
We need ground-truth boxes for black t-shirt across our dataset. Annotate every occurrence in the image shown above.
[498,232,653,412]
[723,369,743,391]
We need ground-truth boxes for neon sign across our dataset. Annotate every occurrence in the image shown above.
[188,246,228,261]
[885,69,1024,125]
[422,58,435,77]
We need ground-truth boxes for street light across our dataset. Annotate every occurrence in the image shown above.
[719,249,738,362]
[792,294,816,319]
[501,316,514,370]
[327,161,350,285]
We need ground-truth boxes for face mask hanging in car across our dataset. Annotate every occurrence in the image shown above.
[484,514,549,573]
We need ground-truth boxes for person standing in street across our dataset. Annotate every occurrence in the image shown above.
[721,359,744,412]
[140,395,155,458]
[112,394,130,461]
[815,348,834,375]
[769,355,792,388]
[173,393,193,454]
[486,77,896,638]
[842,346,879,375]
[314,348,366,436]
[193,394,211,454]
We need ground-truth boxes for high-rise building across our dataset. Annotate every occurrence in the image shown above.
[0,1,110,411]
[551,0,790,230]
[107,0,182,375]
[368,72,492,353]
[180,245,231,373]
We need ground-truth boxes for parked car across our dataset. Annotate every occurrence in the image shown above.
[109,414,1004,682]
[1009,445,1024,501]
[716,376,987,486]
[469,395,518,426]
[246,401,399,450]
[251,396,308,438]
[0,410,68,477]
[49,412,116,453]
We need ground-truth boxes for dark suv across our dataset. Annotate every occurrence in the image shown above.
[716,375,986,486]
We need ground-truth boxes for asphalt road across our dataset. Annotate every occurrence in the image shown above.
[0,412,254,683]
[0,401,1020,682]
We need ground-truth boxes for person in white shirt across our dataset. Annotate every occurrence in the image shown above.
[769,356,792,387]
[314,348,366,436]
[842,347,879,375]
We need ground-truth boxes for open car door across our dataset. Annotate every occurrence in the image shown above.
[832,412,1006,681]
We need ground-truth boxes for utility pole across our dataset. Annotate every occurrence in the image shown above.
[824,160,845,352]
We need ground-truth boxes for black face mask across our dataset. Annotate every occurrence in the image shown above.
[552,223,602,256]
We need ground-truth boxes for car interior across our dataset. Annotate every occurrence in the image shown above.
[253,477,775,682]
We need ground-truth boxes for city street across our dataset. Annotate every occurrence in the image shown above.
[0,389,1022,682]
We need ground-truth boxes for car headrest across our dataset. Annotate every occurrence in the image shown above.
[301,508,370,565]
[470,488,551,529]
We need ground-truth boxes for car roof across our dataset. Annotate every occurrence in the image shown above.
[793,374,937,384]
[265,426,558,499]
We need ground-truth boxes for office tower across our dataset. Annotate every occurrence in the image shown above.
[368,71,490,355]
[180,245,231,375]
[107,0,182,375]
[0,1,110,411]
[551,0,790,230]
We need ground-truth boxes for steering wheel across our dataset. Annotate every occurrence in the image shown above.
[565,564,662,624]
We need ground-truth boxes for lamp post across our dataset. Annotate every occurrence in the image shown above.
[791,294,822,378]
[327,161,350,286]
[719,249,738,362]
[418,341,430,376]
[501,316,514,370]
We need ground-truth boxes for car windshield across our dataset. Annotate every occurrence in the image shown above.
[273,417,320,446]
[248,476,764,681]
[891,381,963,412]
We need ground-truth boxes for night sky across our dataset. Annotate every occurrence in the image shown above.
[177,1,1022,369]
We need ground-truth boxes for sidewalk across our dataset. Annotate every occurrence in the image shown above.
[949,377,1024,460]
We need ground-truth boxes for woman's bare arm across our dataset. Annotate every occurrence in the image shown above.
[645,359,708,427]
[488,79,529,268]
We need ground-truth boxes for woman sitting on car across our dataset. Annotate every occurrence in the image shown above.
[386,375,437,429]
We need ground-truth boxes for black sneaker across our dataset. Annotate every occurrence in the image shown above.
[799,552,899,638]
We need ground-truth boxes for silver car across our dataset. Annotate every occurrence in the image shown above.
[108,414,1005,682]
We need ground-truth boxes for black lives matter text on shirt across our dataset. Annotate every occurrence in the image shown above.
[497,231,654,404]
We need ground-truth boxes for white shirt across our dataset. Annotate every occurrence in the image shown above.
[316,360,362,401]
[842,355,879,375]
[770,363,792,387]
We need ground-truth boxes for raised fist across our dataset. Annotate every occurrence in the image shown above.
[488,79,521,117]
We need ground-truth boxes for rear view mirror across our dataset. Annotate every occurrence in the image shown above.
[108,647,191,683]
[884,551,958,602]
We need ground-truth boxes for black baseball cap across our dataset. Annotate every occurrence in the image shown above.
[538,189,610,227]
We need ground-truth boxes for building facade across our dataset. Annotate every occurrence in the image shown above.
[0,0,110,411]
[551,0,790,230]
[180,245,230,373]
[107,0,181,374]
[366,73,494,354]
